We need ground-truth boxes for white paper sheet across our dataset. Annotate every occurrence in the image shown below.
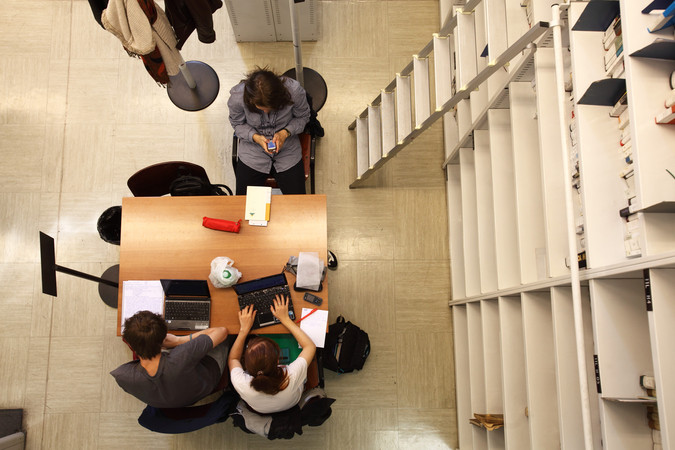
[121,280,164,332]
[296,251,322,290]
[299,308,328,348]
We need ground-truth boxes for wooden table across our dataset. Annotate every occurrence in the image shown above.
[117,195,328,335]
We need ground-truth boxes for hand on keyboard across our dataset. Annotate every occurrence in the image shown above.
[238,304,256,332]
[271,294,290,323]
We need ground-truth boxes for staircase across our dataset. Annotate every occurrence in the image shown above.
[348,1,553,188]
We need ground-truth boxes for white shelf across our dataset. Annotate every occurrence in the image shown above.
[534,48,570,278]
[475,130,498,293]
[646,268,675,448]
[589,278,653,399]
[487,110,521,290]
[550,287,602,450]
[521,291,560,449]
[498,296,530,449]
[481,299,506,448]
[468,303,489,449]
[460,148,482,296]
[509,82,547,284]
[447,165,467,299]
[454,305,474,450]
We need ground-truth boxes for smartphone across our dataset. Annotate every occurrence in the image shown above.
[267,141,277,152]
[303,292,323,306]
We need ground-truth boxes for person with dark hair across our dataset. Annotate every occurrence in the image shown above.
[227,67,311,195]
[110,310,229,408]
[228,295,316,413]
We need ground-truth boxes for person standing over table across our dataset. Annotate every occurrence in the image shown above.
[228,67,311,195]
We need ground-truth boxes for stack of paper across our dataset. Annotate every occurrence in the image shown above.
[245,186,272,226]
[121,280,164,332]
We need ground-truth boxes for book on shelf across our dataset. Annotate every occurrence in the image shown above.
[609,91,628,117]
[665,88,675,108]
[606,54,625,79]
[604,27,623,52]
[618,108,630,129]
[655,104,675,124]
[602,16,621,46]
[603,42,623,71]
[602,20,623,50]
[646,0,675,33]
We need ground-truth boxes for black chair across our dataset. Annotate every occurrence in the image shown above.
[127,161,231,197]
[232,132,316,194]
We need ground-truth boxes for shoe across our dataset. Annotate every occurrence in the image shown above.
[327,250,338,270]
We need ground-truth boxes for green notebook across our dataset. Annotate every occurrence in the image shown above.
[260,334,301,365]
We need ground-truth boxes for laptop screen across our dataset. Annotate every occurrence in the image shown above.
[233,273,287,296]
[161,279,210,297]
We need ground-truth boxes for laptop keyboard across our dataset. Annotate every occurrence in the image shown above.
[165,299,210,321]
[238,285,295,321]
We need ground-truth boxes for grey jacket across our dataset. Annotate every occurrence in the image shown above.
[228,77,310,173]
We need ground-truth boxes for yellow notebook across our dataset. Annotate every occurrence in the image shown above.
[244,186,272,224]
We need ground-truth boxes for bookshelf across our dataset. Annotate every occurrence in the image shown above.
[442,0,675,448]
[346,0,675,446]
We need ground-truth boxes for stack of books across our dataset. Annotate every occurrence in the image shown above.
[610,92,641,258]
[603,15,624,78]
[655,70,675,124]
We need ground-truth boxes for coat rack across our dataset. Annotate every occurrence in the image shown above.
[167,55,220,111]
[282,0,327,112]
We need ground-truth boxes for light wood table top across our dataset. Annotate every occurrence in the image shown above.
[117,195,328,335]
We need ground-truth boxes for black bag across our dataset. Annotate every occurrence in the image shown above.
[169,175,232,196]
[323,316,370,373]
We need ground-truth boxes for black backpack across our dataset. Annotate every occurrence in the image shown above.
[169,175,233,196]
[323,316,370,373]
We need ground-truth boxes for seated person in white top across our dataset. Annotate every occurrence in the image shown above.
[228,294,316,414]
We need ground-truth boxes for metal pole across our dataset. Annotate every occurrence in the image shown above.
[289,0,304,87]
[55,265,119,288]
[551,4,594,449]
[178,55,197,89]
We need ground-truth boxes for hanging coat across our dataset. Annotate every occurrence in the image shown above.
[165,0,223,50]
[102,0,182,82]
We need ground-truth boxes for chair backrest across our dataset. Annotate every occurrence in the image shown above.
[127,161,211,197]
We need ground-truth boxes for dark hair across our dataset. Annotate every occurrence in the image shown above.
[122,311,167,360]
[242,67,293,113]
[244,337,289,395]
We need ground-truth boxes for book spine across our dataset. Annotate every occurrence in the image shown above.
[655,105,675,124]
[665,88,675,108]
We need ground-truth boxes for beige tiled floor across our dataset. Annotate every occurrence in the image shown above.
[0,0,456,448]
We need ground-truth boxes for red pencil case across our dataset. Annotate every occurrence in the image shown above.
[202,217,241,233]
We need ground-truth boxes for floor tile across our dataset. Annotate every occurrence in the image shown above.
[394,259,452,332]
[0,337,30,405]
[0,126,45,192]
[393,187,449,260]
[43,413,100,449]
[324,333,398,409]
[46,336,104,413]
[326,189,395,261]
[398,407,458,449]
[396,332,455,409]
[97,412,172,449]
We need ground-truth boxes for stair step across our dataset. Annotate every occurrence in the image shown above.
[396,73,412,143]
[367,105,382,167]
[381,90,396,156]
[413,55,431,128]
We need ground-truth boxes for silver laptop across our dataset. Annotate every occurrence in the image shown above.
[160,279,211,331]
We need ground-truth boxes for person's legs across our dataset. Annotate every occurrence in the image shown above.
[206,341,230,375]
[274,159,306,195]
[235,160,271,195]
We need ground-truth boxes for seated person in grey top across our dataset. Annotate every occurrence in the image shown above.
[228,67,311,195]
[110,311,229,408]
